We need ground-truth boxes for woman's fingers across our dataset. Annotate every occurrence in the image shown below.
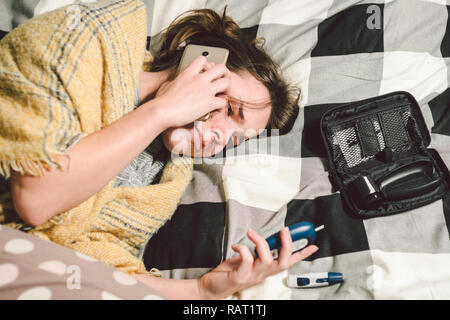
[184,55,209,75]
[247,229,273,265]
[201,62,215,73]
[231,244,254,283]
[289,245,319,266]
[277,227,293,269]
[210,77,230,95]
[183,56,229,82]
[209,96,228,110]
[247,227,319,272]
[227,231,319,292]
[201,63,231,83]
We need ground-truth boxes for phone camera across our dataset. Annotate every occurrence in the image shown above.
[202,51,209,57]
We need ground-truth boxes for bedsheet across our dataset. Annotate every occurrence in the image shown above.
[141,0,450,300]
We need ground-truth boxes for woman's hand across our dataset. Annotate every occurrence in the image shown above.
[197,228,319,299]
[151,56,230,128]
[132,228,318,300]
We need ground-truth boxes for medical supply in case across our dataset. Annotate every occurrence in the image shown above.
[288,272,344,288]
[320,91,450,218]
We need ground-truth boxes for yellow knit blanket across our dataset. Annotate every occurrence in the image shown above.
[0,0,193,274]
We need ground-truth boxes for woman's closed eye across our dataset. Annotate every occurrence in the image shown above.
[227,103,233,116]
[226,100,245,121]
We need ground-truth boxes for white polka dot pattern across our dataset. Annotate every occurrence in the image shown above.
[74,251,98,262]
[4,239,34,254]
[0,263,19,287]
[113,271,138,286]
[17,286,52,300]
[143,294,164,300]
[101,291,122,300]
[0,225,165,299]
[38,260,67,276]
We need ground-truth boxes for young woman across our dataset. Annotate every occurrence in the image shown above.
[3,4,317,299]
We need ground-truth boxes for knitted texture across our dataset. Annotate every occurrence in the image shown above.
[114,137,168,187]
[0,0,193,274]
[114,85,169,188]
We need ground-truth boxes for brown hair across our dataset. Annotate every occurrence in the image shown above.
[150,8,301,135]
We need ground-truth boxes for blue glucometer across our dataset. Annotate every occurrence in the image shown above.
[264,222,324,259]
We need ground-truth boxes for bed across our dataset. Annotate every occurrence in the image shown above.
[1,0,450,300]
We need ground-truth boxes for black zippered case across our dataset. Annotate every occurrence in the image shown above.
[320,91,450,219]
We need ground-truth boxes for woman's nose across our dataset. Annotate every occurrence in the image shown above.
[200,111,238,147]
[201,128,221,147]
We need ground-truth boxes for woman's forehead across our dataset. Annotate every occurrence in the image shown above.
[227,71,270,105]
[226,71,272,135]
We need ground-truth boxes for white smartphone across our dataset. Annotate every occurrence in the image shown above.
[176,44,229,76]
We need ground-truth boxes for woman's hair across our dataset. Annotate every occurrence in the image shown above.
[150,8,301,135]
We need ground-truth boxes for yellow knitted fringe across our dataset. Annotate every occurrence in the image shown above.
[0,155,69,179]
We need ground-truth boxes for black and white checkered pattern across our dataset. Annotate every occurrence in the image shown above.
[2,0,449,299]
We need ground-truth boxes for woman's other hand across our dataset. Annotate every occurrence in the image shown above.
[152,56,230,128]
[197,228,319,299]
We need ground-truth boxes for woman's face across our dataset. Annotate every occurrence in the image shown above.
[162,70,272,157]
